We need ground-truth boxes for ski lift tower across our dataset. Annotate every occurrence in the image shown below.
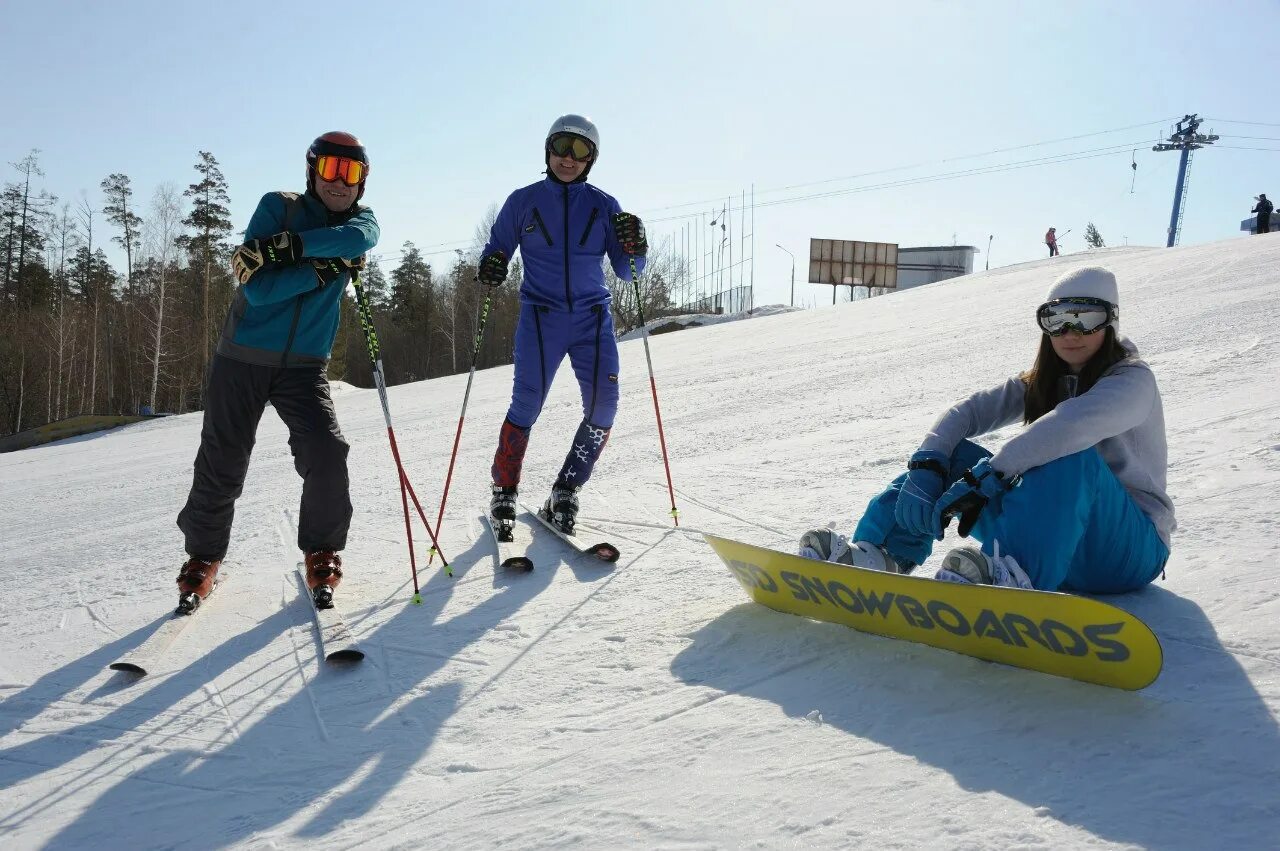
[1153,114,1219,247]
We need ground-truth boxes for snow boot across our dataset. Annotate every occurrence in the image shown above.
[176,557,221,614]
[936,544,1033,589]
[304,550,344,609]
[543,481,581,535]
[797,529,909,573]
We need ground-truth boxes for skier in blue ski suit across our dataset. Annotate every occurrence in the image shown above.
[799,266,1174,593]
[478,114,646,535]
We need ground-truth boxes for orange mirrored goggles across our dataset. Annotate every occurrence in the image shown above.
[313,155,366,186]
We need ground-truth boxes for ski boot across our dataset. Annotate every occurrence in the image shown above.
[543,481,581,535]
[176,557,221,615]
[490,484,518,542]
[303,550,344,609]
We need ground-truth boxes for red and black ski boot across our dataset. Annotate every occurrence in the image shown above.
[176,558,221,615]
[303,550,343,610]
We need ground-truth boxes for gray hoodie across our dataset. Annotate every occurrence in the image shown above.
[918,340,1175,547]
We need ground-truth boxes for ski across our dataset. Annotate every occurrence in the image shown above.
[109,574,230,676]
[486,512,535,572]
[522,500,621,563]
[295,563,364,664]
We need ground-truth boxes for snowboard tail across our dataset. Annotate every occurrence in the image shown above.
[704,534,1162,690]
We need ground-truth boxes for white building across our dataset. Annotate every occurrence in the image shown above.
[895,245,976,291]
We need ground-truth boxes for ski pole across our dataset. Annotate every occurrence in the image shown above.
[628,255,680,526]
[351,272,453,598]
[427,289,495,564]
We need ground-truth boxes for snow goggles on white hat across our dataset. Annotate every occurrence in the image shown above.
[1035,297,1117,336]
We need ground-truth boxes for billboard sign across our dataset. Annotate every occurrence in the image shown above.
[808,239,899,293]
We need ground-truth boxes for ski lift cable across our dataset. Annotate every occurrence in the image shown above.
[374,126,1178,265]
[1206,119,1280,128]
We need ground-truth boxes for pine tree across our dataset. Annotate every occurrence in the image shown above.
[101,173,143,292]
[1085,222,1106,249]
[176,152,233,398]
[5,151,54,306]
[387,242,434,381]
[388,242,432,324]
[360,256,390,308]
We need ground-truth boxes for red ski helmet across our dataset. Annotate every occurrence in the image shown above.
[306,131,370,202]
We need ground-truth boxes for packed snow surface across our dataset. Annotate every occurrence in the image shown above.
[2,236,1279,849]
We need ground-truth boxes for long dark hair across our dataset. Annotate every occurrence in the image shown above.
[1021,326,1129,423]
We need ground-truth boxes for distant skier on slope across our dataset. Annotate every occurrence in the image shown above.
[1046,227,1060,257]
[174,132,380,613]
[798,266,1175,593]
[1252,194,1272,234]
[477,114,647,538]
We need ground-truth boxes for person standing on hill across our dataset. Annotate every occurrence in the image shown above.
[477,114,647,539]
[175,131,379,614]
[1046,227,1060,257]
[1252,194,1272,234]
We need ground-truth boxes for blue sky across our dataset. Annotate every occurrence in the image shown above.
[4,0,1276,308]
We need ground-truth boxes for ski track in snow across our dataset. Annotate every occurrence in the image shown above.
[2,236,1280,848]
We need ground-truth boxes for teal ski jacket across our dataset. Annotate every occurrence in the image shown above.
[217,191,379,367]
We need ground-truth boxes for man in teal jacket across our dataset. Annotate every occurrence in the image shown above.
[175,131,379,613]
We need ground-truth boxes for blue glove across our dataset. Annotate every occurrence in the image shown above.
[930,457,1015,540]
[894,450,949,537]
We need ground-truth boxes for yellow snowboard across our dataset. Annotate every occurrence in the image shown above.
[705,534,1162,690]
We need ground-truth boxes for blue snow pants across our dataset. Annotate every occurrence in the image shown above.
[507,302,620,430]
[852,440,1169,593]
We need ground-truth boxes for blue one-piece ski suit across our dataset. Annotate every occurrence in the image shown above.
[484,176,644,489]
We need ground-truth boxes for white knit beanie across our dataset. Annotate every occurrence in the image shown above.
[1045,266,1119,333]
[1046,266,1118,305]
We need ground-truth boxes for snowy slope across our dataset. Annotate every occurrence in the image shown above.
[2,236,1279,849]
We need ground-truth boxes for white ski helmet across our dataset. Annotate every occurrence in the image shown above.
[546,114,600,152]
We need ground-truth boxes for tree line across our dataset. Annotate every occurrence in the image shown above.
[0,149,675,435]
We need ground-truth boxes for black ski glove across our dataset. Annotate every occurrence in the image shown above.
[478,250,509,287]
[312,255,365,289]
[231,231,304,285]
[611,212,647,256]
[312,258,345,289]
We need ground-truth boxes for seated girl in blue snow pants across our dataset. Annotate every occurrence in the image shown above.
[799,266,1174,593]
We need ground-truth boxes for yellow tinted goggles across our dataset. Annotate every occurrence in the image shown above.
[547,134,595,162]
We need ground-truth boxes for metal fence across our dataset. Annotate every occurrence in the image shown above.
[675,285,752,316]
